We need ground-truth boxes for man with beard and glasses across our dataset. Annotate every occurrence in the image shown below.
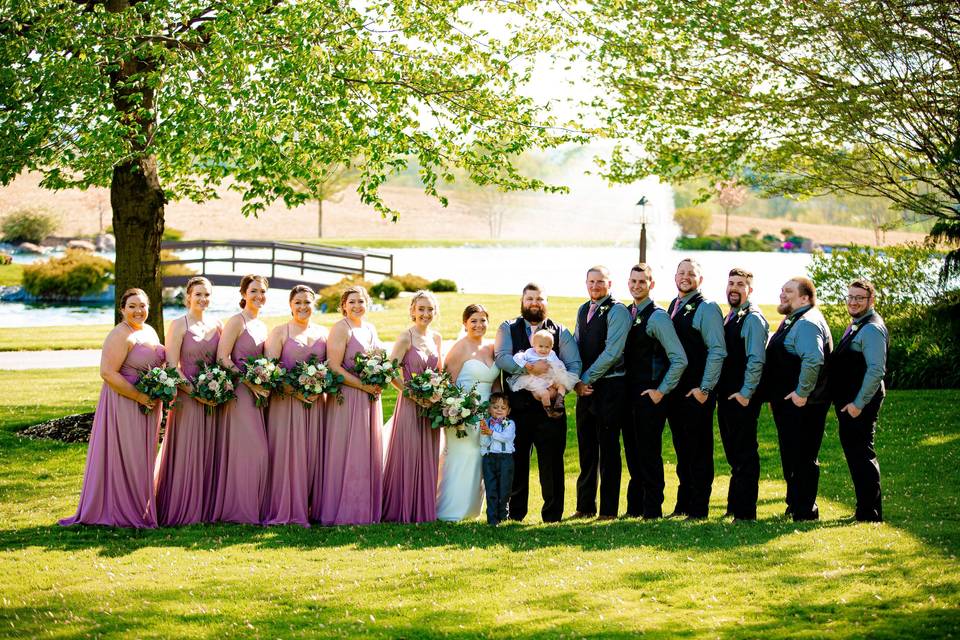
[759,276,833,522]
[495,282,581,522]
[665,258,726,520]
[716,268,769,521]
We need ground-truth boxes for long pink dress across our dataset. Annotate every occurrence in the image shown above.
[381,333,441,523]
[262,332,326,527]
[60,342,165,528]
[319,324,384,525]
[208,320,268,524]
[155,319,219,526]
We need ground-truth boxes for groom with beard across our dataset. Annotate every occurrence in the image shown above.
[495,283,581,523]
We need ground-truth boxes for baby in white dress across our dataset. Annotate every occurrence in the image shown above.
[510,330,578,417]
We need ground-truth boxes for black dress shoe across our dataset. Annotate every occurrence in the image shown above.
[685,514,707,521]
[596,514,616,521]
[569,511,596,520]
[666,510,687,519]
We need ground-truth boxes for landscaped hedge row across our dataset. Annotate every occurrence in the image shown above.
[22,250,114,299]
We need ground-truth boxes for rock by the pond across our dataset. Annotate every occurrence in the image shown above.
[18,413,95,443]
[95,233,116,252]
[17,242,46,255]
[67,239,97,252]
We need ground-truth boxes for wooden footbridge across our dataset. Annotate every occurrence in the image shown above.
[160,240,394,290]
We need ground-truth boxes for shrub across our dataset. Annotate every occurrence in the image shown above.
[393,273,431,292]
[673,235,770,252]
[159,249,196,278]
[427,278,457,293]
[315,275,373,312]
[370,278,402,300]
[162,227,185,242]
[22,249,114,299]
[886,290,960,389]
[1,208,60,244]
[0,252,11,265]
[808,242,945,329]
[673,206,712,237]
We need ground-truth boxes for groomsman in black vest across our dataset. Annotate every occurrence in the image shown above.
[760,276,833,522]
[665,258,726,519]
[623,264,688,519]
[495,283,581,523]
[573,266,630,520]
[716,268,769,521]
[829,279,887,522]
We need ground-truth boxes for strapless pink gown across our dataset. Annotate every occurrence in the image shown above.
[60,342,165,528]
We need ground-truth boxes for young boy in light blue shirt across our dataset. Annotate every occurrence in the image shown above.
[480,392,516,526]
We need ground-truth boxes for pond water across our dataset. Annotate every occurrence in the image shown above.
[2,245,813,327]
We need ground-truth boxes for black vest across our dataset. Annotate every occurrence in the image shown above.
[759,307,832,404]
[624,301,669,388]
[828,311,887,406]
[668,292,706,392]
[576,296,626,378]
[717,305,750,396]
[508,316,565,411]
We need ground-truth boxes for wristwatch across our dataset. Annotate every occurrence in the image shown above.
[699,387,712,395]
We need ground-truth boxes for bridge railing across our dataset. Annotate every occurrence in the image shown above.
[160,239,394,290]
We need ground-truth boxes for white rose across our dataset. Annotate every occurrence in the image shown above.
[158,371,168,382]
[198,374,206,382]
[306,365,317,376]
[164,379,175,387]
[460,408,470,418]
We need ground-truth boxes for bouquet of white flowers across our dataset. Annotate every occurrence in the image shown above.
[425,383,489,438]
[354,348,401,400]
[190,361,238,415]
[135,366,186,415]
[242,356,287,408]
[286,355,345,407]
[404,368,450,415]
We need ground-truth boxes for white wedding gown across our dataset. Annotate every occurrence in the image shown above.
[435,359,500,521]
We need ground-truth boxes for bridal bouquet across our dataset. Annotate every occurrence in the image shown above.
[354,348,401,399]
[425,383,489,438]
[135,366,186,415]
[191,361,238,415]
[286,355,345,407]
[242,356,287,408]
[404,368,450,415]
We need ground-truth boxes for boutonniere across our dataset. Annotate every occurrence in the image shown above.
[736,308,748,320]
[783,317,795,328]
[633,313,645,327]
[597,304,611,318]
[682,303,695,317]
[850,324,860,334]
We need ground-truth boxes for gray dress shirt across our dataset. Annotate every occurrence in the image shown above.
[783,304,832,397]
[847,309,888,409]
[494,318,582,391]
[673,290,727,391]
[632,297,688,395]
[730,301,770,399]
[574,295,630,385]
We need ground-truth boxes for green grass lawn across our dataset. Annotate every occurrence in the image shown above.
[0,263,23,287]
[0,368,957,638]
[0,293,782,351]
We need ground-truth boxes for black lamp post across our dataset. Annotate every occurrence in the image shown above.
[636,196,649,264]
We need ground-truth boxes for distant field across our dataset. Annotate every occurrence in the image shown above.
[0,263,23,287]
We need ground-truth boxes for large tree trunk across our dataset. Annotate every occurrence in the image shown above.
[111,157,166,340]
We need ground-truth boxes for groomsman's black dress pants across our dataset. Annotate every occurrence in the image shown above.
[717,395,762,519]
[623,393,669,518]
[835,393,884,522]
[508,406,567,523]
[575,377,626,517]
[770,398,830,521]
[666,391,716,518]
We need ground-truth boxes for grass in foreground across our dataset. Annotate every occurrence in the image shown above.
[0,293,781,352]
[0,263,23,287]
[0,368,957,638]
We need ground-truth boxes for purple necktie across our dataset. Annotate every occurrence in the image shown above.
[631,305,638,320]
[841,322,854,341]
[724,309,736,325]
[670,297,683,319]
[586,302,598,323]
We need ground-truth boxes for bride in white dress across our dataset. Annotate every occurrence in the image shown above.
[436,304,500,522]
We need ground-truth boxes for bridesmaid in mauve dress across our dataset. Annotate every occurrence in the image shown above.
[381,290,444,523]
[60,288,165,528]
[208,274,270,525]
[320,285,385,526]
[262,285,328,526]
[155,276,221,526]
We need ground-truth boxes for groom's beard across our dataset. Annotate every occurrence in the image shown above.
[521,304,545,324]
